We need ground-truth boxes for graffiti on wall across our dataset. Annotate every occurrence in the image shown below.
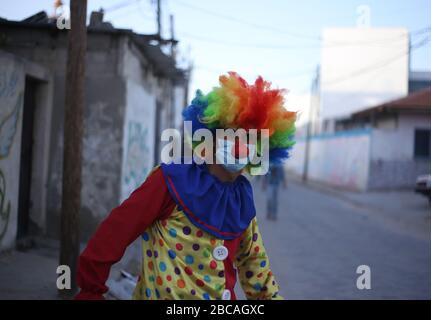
[0,170,11,241]
[0,65,23,243]
[1,94,22,158]
[123,121,151,195]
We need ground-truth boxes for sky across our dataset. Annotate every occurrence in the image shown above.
[1,0,431,124]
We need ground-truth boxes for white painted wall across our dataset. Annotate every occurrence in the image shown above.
[287,131,371,191]
[120,44,157,202]
[120,79,156,202]
[320,28,409,124]
[0,52,25,250]
[371,114,431,161]
[173,85,186,130]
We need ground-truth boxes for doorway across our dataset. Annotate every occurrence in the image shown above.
[17,77,38,246]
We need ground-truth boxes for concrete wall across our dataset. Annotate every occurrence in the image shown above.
[79,35,127,238]
[0,50,53,250]
[173,85,186,130]
[119,40,157,202]
[42,33,128,240]
[368,114,431,189]
[0,27,128,240]
[0,52,25,250]
[287,130,371,191]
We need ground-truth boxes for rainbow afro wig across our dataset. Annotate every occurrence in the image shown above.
[182,71,297,165]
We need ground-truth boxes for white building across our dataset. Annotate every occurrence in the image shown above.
[318,28,409,133]
[287,27,431,191]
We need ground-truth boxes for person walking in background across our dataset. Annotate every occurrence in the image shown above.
[263,163,287,221]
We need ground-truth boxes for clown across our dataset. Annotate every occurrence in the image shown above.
[75,72,296,300]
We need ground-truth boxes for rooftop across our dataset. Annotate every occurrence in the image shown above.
[0,10,186,80]
[353,87,431,117]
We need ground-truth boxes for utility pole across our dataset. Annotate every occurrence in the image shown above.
[59,0,87,298]
[169,14,176,59]
[303,67,319,182]
[157,0,162,38]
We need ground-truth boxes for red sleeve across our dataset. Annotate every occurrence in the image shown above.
[75,167,175,300]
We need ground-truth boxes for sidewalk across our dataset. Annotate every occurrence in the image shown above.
[0,237,141,300]
[0,247,59,299]
[289,174,431,241]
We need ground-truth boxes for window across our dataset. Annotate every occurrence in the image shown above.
[414,129,431,159]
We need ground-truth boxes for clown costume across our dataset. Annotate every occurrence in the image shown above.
[75,72,296,300]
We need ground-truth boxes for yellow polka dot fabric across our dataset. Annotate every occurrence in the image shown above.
[132,205,282,300]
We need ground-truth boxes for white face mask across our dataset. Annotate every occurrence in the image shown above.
[214,139,256,173]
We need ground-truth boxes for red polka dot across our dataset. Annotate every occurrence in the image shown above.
[177,279,185,288]
[185,267,193,275]
[196,230,203,237]
[159,239,164,246]
[156,276,163,285]
[176,243,183,251]
[148,261,154,270]
[257,273,263,278]
[166,275,172,281]
[254,246,260,253]
[196,279,205,287]
[209,260,217,269]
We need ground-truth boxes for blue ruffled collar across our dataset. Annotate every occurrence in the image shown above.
[160,159,256,240]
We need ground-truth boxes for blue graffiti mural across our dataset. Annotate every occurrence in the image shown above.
[0,169,10,242]
[124,121,151,190]
[0,93,22,159]
[0,62,23,244]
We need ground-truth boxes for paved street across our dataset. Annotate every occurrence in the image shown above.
[251,177,431,299]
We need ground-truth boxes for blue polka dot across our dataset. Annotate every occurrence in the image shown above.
[159,261,167,272]
[155,288,160,299]
[203,293,210,300]
[260,261,267,268]
[169,228,177,237]
[145,288,151,298]
[168,250,176,259]
[142,232,149,241]
[253,283,262,291]
[185,255,194,265]
[204,275,211,283]
[198,264,204,270]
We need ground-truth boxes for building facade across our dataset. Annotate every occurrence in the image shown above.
[0,11,189,251]
[288,89,431,191]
